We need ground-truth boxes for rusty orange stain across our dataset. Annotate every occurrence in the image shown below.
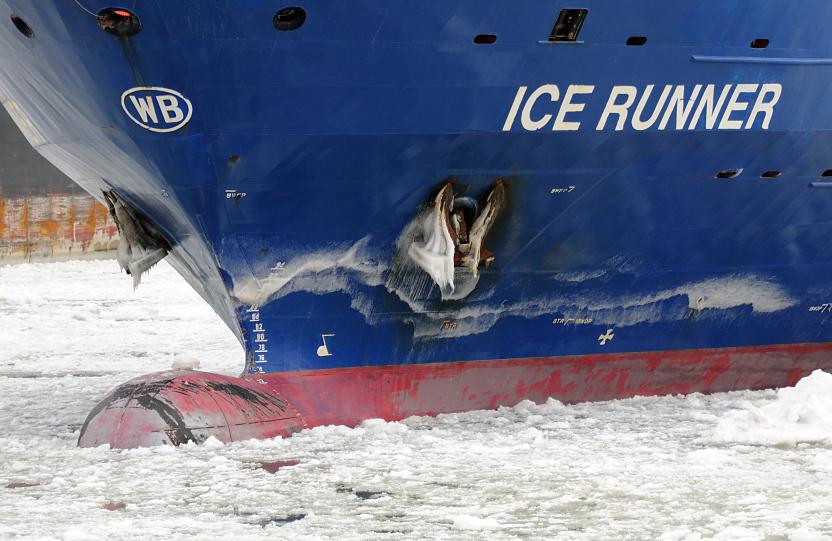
[1,194,119,260]
[84,200,98,239]
[20,196,29,242]
[67,201,77,236]
[38,219,59,237]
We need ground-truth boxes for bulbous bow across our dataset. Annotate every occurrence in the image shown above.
[78,370,305,448]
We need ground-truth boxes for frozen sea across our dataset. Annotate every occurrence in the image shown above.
[1,260,832,540]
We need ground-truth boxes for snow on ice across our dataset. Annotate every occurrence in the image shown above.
[1,260,831,540]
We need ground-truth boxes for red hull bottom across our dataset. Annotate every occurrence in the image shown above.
[78,343,832,448]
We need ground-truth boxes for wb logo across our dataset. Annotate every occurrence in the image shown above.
[120,86,192,133]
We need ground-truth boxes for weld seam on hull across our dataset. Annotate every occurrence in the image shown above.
[691,54,832,65]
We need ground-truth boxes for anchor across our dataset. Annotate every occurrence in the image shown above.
[407,180,506,299]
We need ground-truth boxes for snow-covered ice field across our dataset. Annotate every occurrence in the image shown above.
[1,260,832,540]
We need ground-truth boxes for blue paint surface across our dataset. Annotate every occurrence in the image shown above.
[1,0,831,374]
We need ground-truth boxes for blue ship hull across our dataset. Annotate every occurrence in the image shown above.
[2,0,832,446]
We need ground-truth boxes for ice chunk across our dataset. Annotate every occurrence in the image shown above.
[171,355,200,370]
[202,436,224,449]
[713,370,832,446]
[659,527,703,541]
[452,515,501,530]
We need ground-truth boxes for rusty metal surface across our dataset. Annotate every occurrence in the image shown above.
[0,193,118,262]
[0,98,118,262]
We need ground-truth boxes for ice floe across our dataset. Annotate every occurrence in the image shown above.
[0,260,829,539]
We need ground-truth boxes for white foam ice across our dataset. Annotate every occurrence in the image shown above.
[0,260,831,539]
[712,369,832,447]
[452,514,502,530]
[0,259,238,377]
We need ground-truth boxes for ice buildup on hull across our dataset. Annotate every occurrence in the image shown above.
[407,183,457,297]
[405,180,506,300]
[103,190,171,288]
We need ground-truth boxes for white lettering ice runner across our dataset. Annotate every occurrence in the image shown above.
[502,83,782,132]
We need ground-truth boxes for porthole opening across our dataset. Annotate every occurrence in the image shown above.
[274,7,306,31]
[228,155,240,164]
[548,9,588,43]
[97,8,141,37]
[10,15,33,38]
[715,168,742,179]
[626,36,647,46]
[761,170,781,178]
[474,34,497,44]
[822,169,832,177]
[750,38,769,49]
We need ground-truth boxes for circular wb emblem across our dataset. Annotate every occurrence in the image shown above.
[120,86,192,133]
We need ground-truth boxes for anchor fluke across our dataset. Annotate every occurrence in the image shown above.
[459,180,506,278]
